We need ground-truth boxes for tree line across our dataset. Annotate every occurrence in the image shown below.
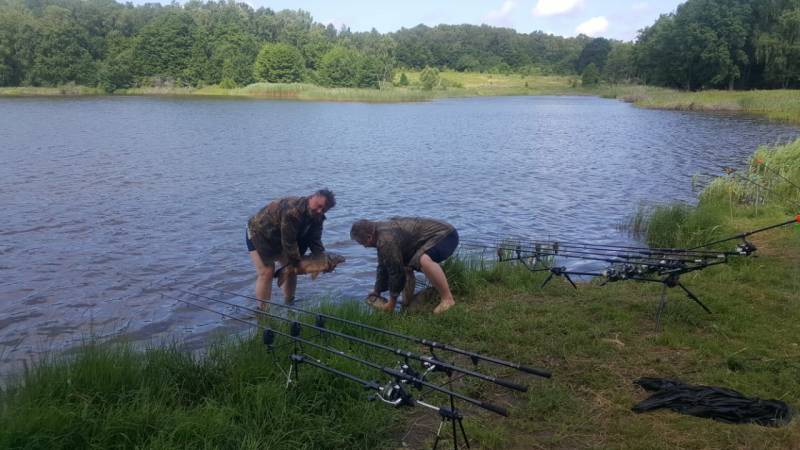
[0,0,797,91]
[0,0,588,91]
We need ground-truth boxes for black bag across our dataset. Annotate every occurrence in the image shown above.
[632,378,793,427]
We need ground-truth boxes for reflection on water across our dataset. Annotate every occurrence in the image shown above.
[1,95,798,373]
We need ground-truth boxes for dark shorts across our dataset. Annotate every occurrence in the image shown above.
[246,226,256,252]
[425,229,459,263]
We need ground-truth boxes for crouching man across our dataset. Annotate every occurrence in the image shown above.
[350,217,459,314]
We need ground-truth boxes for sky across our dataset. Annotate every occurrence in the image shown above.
[166,0,688,42]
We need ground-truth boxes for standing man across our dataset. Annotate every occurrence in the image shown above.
[350,217,459,314]
[247,189,336,309]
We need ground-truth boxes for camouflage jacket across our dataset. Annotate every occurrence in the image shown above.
[247,196,325,265]
[373,217,455,297]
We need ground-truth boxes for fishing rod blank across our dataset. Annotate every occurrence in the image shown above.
[687,216,800,250]
[460,240,712,265]
[460,238,735,257]
[203,286,551,379]
[171,288,533,392]
[461,240,731,264]
[167,293,510,416]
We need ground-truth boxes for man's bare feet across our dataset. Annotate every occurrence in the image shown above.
[433,299,455,314]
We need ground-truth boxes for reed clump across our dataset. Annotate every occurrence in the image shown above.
[630,138,800,249]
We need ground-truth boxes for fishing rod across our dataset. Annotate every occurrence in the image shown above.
[479,245,709,271]
[289,354,472,449]
[166,293,510,417]
[727,171,800,208]
[202,286,551,378]
[750,160,800,192]
[687,216,800,251]
[170,288,535,392]
[460,240,733,268]
[493,243,723,266]
[462,237,736,257]
[459,242,732,275]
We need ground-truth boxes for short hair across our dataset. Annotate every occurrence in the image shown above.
[314,188,336,210]
[350,219,375,243]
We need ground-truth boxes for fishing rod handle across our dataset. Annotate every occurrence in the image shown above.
[517,365,552,378]
[480,401,509,417]
[494,378,529,392]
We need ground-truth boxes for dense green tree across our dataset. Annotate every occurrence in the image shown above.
[0,5,38,86]
[253,42,305,83]
[133,9,195,83]
[419,66,439,90]
[603,42,634,84]
[398,72,408,86]
[581,63,600,86]
[29,5,95,85]
[318,46,360,87]
[576,37,611,73]
[95,32,135,91]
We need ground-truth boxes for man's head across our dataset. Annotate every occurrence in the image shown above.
[350,219,377,247]
[308,188,336,217]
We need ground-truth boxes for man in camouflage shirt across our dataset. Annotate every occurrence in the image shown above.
[247,189,336,308]
[350,217,459,314]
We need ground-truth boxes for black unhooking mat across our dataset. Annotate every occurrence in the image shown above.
[632,378,794,426]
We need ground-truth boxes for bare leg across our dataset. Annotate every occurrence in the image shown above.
[420,254,455,314]
[282,270,297,304]
[250,250,274,310]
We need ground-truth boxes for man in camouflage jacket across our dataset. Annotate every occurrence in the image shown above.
[350,217,459,314]
[247,189,335,307]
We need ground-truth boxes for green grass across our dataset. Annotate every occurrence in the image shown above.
[119,82,437,102]
[595,84,800,124]
[0,303,400,450]
[0,84,103,96]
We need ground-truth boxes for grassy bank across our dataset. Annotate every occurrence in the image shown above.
[0,303,401,450]
[0,71,575,103]
[596,84,800,124]
[113,72,577,102]
[2,140,799,448]
[0,84,104,96]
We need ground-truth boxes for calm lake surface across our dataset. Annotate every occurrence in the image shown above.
[1,95,798,373]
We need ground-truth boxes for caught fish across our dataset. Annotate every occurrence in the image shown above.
[274,252,346,288]
[365,293,388,308]
[365,268,417,310]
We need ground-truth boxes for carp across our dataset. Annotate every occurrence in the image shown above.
[365,267,418,310]
[274,252,346,288]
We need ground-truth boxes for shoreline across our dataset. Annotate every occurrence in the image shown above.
[2,77,799,125]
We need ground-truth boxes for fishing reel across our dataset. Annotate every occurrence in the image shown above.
[422,356,453,378]
[736,239,757,256]
[370,379,415,407]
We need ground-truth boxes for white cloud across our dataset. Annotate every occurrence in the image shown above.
[575,16,609,36]
[632,2,649,12]
[531,0,584,17]
[482,1,517,26]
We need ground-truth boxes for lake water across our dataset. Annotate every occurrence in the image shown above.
[1,95,798,373]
